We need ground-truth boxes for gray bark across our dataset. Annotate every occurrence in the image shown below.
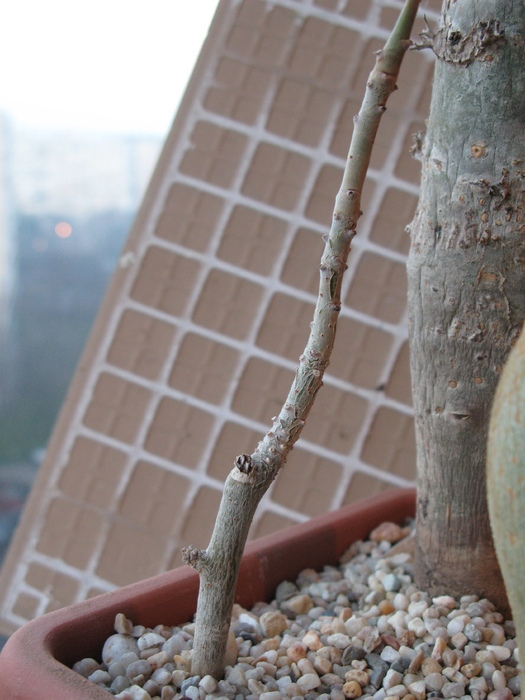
[407,0,525,612]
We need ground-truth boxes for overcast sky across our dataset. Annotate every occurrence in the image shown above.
[1,1,219,136]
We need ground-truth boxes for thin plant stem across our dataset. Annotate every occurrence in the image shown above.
[183,0,421,679]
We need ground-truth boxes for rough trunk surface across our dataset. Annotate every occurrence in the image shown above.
[407,0,525,613]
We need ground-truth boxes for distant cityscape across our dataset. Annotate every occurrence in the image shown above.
[0,113,163,564]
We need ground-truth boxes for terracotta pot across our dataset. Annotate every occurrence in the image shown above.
[0,488,415,699]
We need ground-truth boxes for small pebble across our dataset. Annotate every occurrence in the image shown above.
[343,680,363,698]
[102,634,139,665]
[72,657,101,677]
[297,673,322,690]
[73,520,516,700]
[260,611,289,637]
[487,645,512,661]
[369,522,405,543]
[88,669,112,684]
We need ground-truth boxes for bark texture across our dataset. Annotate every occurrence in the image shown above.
[407,0,525,612]
[184,0,421,679]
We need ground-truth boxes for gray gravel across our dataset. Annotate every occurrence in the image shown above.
[73,519,520,700]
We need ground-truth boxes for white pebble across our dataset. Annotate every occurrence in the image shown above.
[408,680,426,700]
[327,633,351,648]
[184,686,200,700]
[383,669,403,690]
[345,616,368,636]
[239,611,261,630]
[73,658,101,677]
[389,611,407,629]
[425,673,444,691]
[386,684,408,697]
[487,645,511,661]
[226,666,246,685]
[277,676,293,691]
[138,632,165,650]
[260,692,283,700]
[151,668,172,686]
[115,685,152,700]
[433,595,457,608]
[88,669,112,684]
[297,657,315,675]
[378,615,392,634]
[381,646,400,664]
[447,618,465,636]
[384,574,402,592]
[393,594,410,611]
[260,649,278,665]
[408,601,428,618]
[407,617,426,638]
[492,670,507,690]
[102,634,140,665]
[469,677,489,695]
[199,675,217,693]
[297,672,321,690]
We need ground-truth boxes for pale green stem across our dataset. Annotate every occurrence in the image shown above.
[185,0,421,679]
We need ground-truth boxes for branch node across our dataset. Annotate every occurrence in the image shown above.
[235,454,254,474]
[182,545,207,571]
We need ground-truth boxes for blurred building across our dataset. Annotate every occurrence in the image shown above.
[11,128,162,217]
[0,115,16,409]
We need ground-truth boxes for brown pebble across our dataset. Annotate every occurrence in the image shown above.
[259,611,288,638]
[442,649,458,668]
[287,643,307,662]
[303,630,323,651]
[263,637,280,651]
[330,647,343,664]
[343,680,363,698]
[408,651,425,673]
[379,600,395,615]
[398,630,416,647]
[285,594,314,615]
[432,637,447,660]
[382,634,400,650]
[363,627,382,652]
[114,613,133,635]
[340,607,354,622]
[369,522,405,543]
[422,657,442,676]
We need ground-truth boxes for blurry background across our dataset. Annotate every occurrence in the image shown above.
[0,0,220,564]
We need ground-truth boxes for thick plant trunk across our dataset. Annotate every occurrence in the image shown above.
[407,0,525,612]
